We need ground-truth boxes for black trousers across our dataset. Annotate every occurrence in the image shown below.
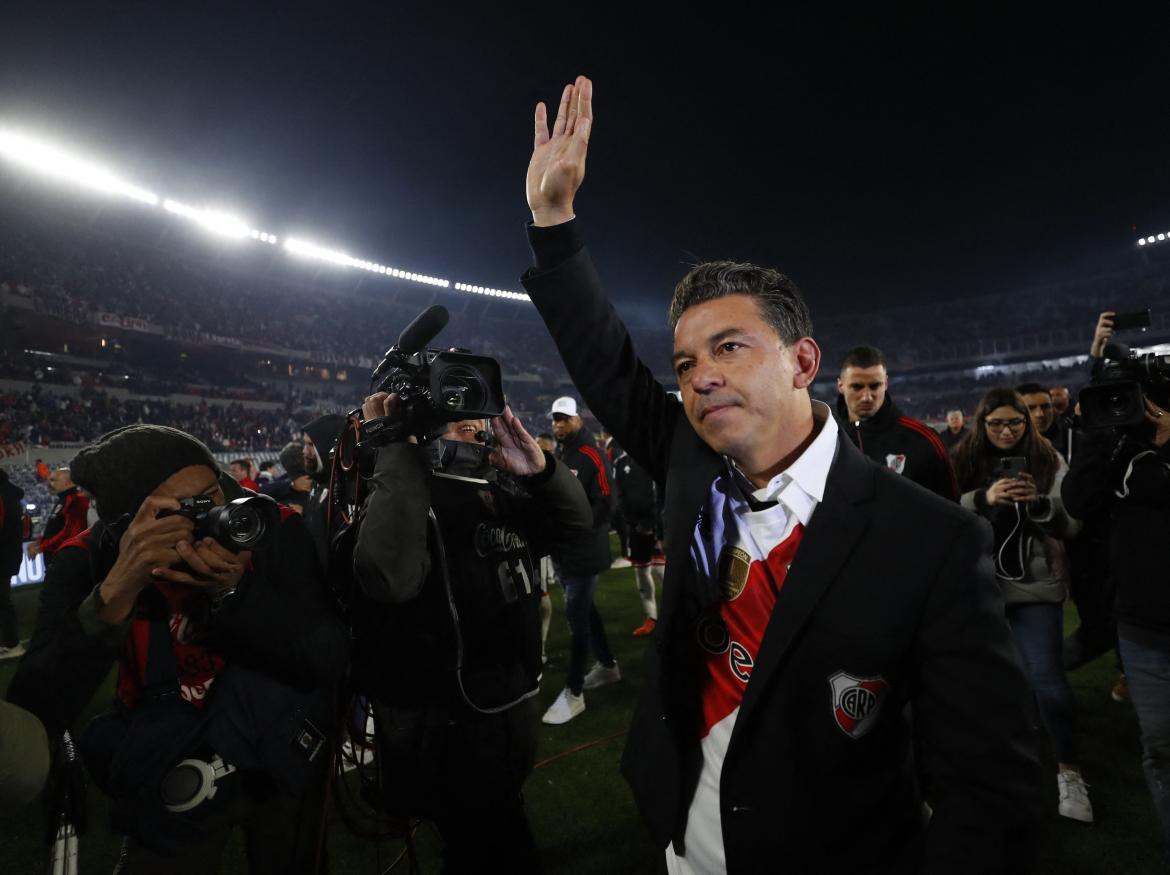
[374,696,541,874]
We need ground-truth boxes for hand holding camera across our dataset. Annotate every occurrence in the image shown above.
[97,496,196,623]
[1143,397,1170,447]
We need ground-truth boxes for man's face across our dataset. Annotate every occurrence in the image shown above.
[443,419,486,444]
[47,470,72,494]
[1021,392,1055,434]
[672,294,817,467]
[551,414,580,443]
[303,434,319,474]
[1050,387,1070,415]
[837,365,889,422]
[947,411,964,432]
[228,462,248,482]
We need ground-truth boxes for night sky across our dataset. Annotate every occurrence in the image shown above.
[2,7,1168,325]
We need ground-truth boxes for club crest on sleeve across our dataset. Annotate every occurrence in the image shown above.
[828,671,889,740]
[884,454,906,475]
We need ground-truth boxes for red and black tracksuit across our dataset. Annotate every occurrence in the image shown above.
[834,393,958,501]
[38,486,90,562]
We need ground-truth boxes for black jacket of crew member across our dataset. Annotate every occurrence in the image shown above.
[353,442,591,708]
[553,429,613,577]
[1063,427,1170,650]
[350,439,591,870]
[834,392,958,500]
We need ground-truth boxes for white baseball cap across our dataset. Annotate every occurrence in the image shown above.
[550,396,579,418]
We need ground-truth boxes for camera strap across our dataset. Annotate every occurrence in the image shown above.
[139,589,183,705]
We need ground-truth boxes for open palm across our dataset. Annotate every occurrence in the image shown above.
[489,406,547,476]
[527,75,593,226]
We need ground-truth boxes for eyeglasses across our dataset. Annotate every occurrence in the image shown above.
[985,418,1027,432]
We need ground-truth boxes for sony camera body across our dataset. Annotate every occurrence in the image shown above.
[1080,341,1170,430]
[155,494,279,553]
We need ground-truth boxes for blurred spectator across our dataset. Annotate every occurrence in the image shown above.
[938,408,968,455]
[28,468,89,568]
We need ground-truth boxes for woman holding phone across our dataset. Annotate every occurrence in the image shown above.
[954,386,1092,822]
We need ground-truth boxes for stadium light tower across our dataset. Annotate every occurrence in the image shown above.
[0,125,530,300]
[0,128,158,206]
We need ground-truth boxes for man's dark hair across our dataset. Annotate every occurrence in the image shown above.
[668,261,812,344]
[839,346,887,372]
[259,460,277,471]
[229,458,250,470]
[1015,383,1050,398]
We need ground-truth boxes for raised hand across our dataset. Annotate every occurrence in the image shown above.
[489,406,547,476]
[1090,311,1115,358]
[527,75,593,227]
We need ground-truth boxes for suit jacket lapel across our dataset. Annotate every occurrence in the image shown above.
[728,435,875,748]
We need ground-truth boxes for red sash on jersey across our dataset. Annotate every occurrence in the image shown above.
[698,524,804,737]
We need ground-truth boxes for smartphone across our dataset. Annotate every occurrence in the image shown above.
[1112,308,1151,332]
[997,456,1027,479]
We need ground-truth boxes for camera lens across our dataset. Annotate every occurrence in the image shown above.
[437,366,488,412]
[225,507,263,546]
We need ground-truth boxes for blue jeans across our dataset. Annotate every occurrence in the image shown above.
[1119,636,1170,860]
[561,574,614,695]
[1005,602,1079,764]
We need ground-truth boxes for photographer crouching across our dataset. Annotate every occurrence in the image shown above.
[7,424,348,874]
[1064,342,1170,861]
[350,373,592,871]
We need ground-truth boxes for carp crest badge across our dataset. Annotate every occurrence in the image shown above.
[885,454,906,474]
[717,545,752,601]
[828,671,889,740]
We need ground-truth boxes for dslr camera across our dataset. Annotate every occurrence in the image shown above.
[360,305,506,446]
[1079,340,1170,430]
[156,494,280,552]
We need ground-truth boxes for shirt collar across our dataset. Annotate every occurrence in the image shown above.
[727,401,838,523]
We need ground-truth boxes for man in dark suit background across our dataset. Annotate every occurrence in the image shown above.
[519,75,1045,873]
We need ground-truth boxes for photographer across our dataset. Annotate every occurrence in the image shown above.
[352,392,592,873]
[1063,389,1170,860]
[7,424,348,874]
[954,387,1091,823]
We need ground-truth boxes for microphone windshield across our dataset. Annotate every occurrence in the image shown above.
[397,305,450,356]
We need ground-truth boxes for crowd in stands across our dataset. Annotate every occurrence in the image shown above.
[3,207,1170,449]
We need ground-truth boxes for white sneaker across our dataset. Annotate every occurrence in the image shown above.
[542,688,585,725]
[0,643,25,660]
[582,660,621,690]
[1057,769,1094,823]
[610,557,632,569]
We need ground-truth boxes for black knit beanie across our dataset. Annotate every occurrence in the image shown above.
[71,425,221,523]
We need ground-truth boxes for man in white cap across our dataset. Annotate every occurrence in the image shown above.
[542,396,619,724]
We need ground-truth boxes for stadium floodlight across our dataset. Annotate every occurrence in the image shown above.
[1139,239,1147,246]
[162,199,250,238]
[0,128,159,206]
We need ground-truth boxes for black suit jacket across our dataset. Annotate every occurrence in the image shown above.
[522,222,1045,874]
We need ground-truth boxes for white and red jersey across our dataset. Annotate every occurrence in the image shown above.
[668,403,838,875]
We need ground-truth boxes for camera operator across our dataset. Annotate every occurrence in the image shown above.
[7,424,348,874]
[351,392,592,873]
[1064,389,1170,860]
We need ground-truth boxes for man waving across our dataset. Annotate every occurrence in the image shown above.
[520,76,1045,874]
